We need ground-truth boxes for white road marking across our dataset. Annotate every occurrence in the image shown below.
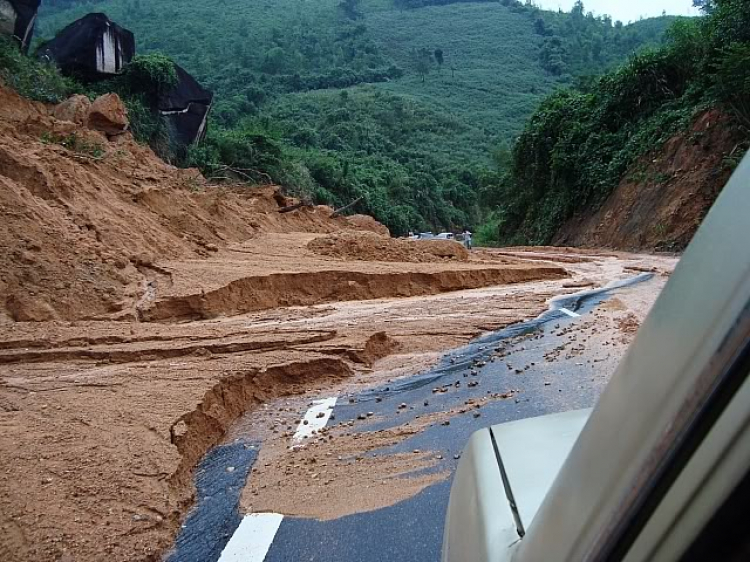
[559,307,581,318]
[292,397,337,444]
[218,513,284,562]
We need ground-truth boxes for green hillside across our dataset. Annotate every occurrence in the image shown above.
[35,0,675,234]
[476,0,750,246]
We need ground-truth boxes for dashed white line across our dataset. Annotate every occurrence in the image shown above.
[292,396,337,444]
[559,307,581,318]
[218,513,284,562]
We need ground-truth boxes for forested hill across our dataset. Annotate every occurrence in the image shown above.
[36,0,675,234]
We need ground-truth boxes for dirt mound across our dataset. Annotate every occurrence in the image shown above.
[554,109,746,251]
[308,231,469,263]
[341,214,390,236]
[0,86,384,322]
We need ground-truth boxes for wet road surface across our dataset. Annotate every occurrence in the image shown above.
[168,274,653,562]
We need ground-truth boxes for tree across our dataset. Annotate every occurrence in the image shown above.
[412,47,433,82]
[261,47,288,74]
[692,0,716,14]
[571,0,585,20]
[534,17,548,36]
[119,54,178,104]
[434,48,444,69]
[338,0,362,20]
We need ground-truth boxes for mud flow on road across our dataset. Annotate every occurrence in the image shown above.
[0,237,676,562]
[162,252,676,562]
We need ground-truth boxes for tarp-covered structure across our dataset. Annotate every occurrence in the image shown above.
[37,13,135,79]
[0,0,41,53]
[159,64,213,146]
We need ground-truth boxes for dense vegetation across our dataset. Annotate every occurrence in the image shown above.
[476,0,750,246]
[23,0,674,234]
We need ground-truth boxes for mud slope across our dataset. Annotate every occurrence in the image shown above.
[554,109,746,252]
[0,85,384,323]
[0,80,573,562]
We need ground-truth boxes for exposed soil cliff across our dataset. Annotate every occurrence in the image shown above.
[554,109,747,252]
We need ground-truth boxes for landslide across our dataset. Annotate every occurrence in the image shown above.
[0,85,383,323]
[0,80,573,562]
[553,109,746,252]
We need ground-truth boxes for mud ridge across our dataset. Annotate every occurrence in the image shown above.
[166,357,354,553]
[0,330,337,365]
[143,266,567,322]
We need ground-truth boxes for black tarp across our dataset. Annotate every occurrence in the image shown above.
[37,13,135,79]
[1,0,41,53]
[159,64,213,146]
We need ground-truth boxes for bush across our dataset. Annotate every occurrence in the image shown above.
[711,42,750,128]
[118,54,179,103]
[0,35,79,103]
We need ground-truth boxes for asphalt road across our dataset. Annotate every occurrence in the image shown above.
[167,274,653,562]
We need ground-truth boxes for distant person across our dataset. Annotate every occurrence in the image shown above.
[463,229,472,250]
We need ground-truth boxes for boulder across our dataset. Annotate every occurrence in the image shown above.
[36,13,135,79]
[88,93,128,136]
[158,64,213,147]
[53,94,91,125]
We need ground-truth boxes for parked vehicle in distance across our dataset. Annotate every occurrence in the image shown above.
[442,154,750,562]
[434,232,455,240]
